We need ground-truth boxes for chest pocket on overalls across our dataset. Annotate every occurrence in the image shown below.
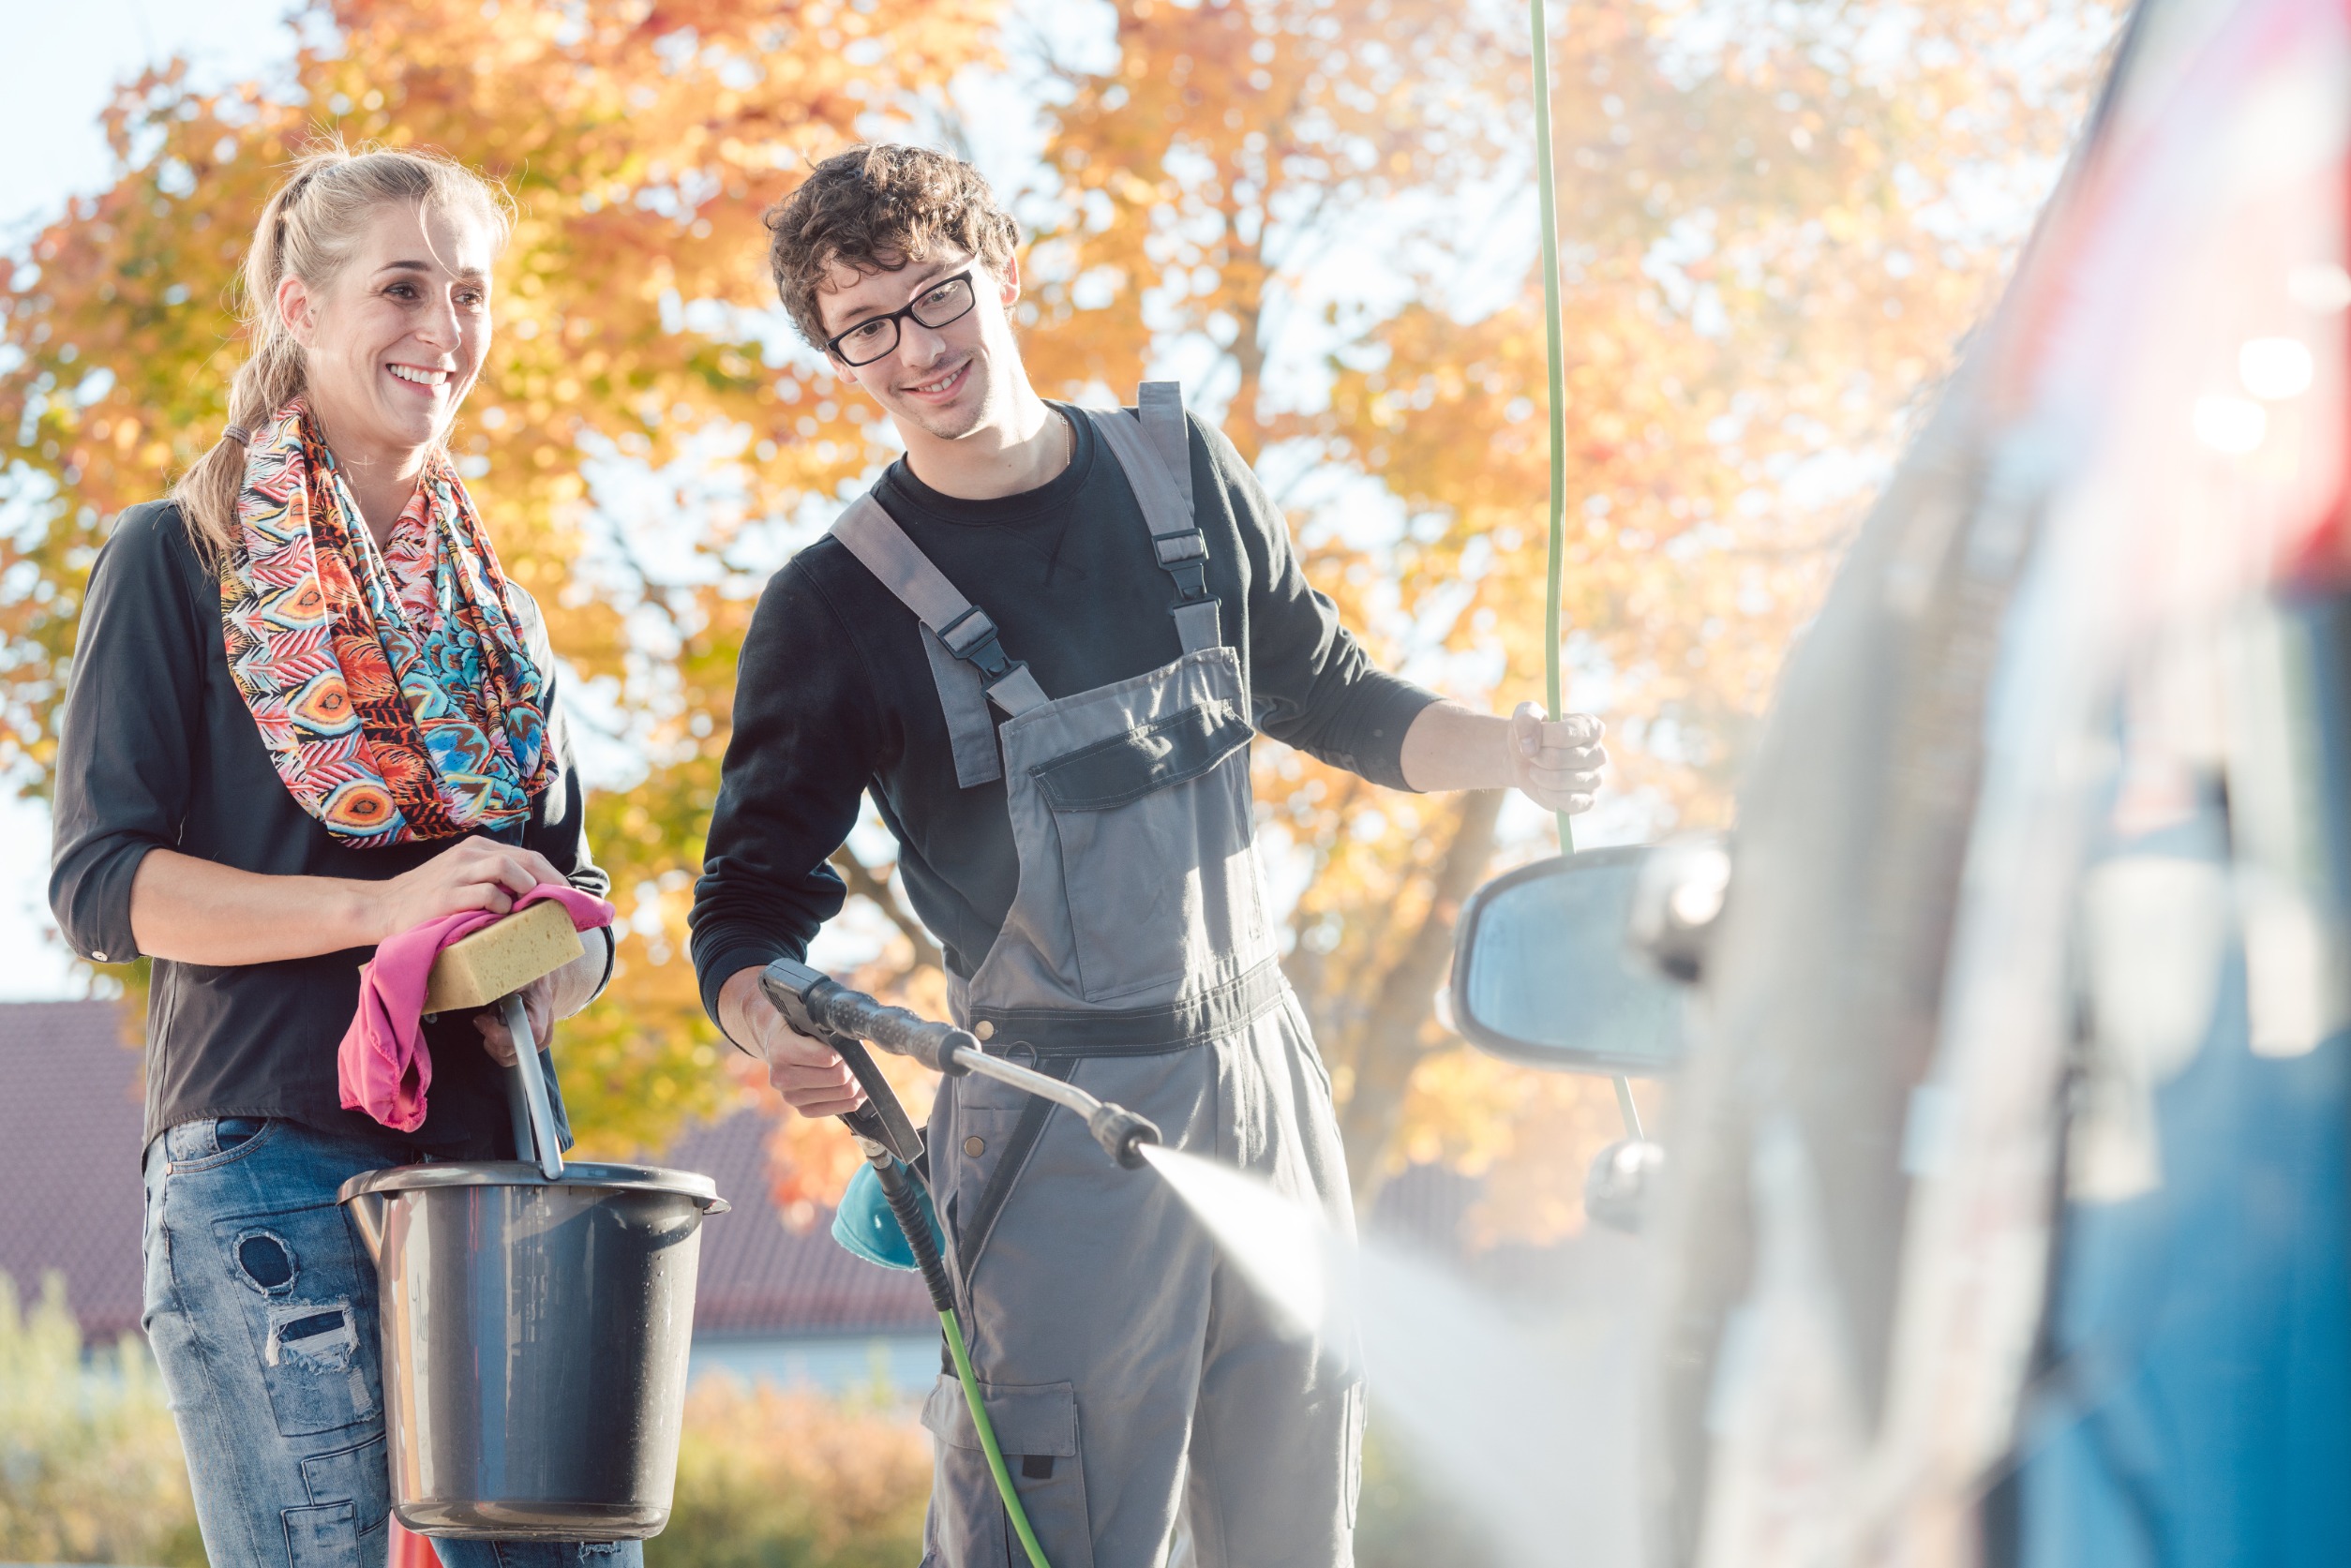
[1031,695,1272,1003]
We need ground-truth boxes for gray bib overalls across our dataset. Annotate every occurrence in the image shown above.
[829,385,1363,1568]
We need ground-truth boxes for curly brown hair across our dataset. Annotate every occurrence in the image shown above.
[764,144,1021,353]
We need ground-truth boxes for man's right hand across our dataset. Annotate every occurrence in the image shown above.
[718,963,870,1119]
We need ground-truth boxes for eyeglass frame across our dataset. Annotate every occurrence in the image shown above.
[821,268,982,366]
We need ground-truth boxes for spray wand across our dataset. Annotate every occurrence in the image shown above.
[760,958,1164,1568]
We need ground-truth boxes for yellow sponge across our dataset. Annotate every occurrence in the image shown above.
[422,899,586,1014]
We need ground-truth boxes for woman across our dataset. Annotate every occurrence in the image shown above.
[49,143,630,1568]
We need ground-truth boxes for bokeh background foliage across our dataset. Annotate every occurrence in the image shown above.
[0,1268,1490,1567]
[0,0,2115,1233]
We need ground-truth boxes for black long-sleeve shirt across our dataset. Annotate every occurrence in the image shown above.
[51,501,610,1156]
[690,404,1439,1016]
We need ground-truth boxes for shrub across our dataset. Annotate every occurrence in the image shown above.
[0,1272,203,1566]
[651,1376,933,1568]
[1355,1418,1502,1568]
[0,1279,1477,1568]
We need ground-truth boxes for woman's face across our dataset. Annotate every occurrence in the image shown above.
[279,200,492,462]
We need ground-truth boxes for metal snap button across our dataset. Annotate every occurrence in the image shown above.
[965,1136,987,1157]
[975,1021,995,1040]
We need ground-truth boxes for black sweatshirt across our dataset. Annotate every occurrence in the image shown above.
[51,501,610,1157]
[690,404,1439,1016]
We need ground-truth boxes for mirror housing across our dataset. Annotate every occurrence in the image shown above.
[1450,841,1728,1075]
[1627,835,1731,984]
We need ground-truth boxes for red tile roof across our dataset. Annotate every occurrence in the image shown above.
[2,1001,1488,1348]
[0,1001,147,1342]
[0,1001,932,1343]
[666,1107,933,1336]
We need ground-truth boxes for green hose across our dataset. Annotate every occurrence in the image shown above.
[1534,0,1658,1143]
[866,1152,1055,1567]
[1530,0,1575,861]
[942,1307,1054,1568]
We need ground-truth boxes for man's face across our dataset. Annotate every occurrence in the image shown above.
[815,249,1023,443]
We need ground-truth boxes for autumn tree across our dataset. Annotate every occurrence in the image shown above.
[1021,0,2118,1226]
[2,0,2116,1236]
[1,0,996,1155]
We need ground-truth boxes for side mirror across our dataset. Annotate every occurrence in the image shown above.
[1449,840,1728,1075]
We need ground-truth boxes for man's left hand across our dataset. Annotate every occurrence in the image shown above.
[1505,702,1607,814]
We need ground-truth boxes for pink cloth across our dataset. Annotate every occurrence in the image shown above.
[338,884,615,1133]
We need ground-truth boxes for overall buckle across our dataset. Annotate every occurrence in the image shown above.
[936,606,1029,691]
[1153,530,1212,605]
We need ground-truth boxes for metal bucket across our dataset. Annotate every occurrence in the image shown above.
[338,1161,730,1539]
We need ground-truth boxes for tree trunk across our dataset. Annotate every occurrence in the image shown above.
[1331,788,1505,1205]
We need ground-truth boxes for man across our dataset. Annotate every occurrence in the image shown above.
[692,143,1604,1567]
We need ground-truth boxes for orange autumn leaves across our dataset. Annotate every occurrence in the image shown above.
[1022,0,2113,1234]
[3,0,2113,1239]
[4,0,995,1158]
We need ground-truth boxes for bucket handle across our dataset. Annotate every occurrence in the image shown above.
[502,994,566,1182]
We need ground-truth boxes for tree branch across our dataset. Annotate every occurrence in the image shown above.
[1333,789,1506,1203]
[829,846,944,978]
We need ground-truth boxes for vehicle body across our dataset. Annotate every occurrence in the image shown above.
[1452,0,2351,1559]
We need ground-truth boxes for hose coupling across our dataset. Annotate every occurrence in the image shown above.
[1086,1102,1161,1169]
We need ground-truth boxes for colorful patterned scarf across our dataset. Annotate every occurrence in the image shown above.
[220,400,556,845]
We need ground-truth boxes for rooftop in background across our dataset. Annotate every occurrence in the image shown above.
[0,1001,147,1340]
[0,1000,1565,1353]
[0,999,936,1347]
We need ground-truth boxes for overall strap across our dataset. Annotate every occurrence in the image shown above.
[831,493,1048,789]
[1087,382,1221,653]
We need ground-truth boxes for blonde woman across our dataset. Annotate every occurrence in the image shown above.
[50,144,627,1568]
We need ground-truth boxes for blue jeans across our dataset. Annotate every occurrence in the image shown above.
[141,1116,644,1568]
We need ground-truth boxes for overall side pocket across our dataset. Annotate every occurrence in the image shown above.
[1033,698,1270,1003]
[921,1377,1095,1568]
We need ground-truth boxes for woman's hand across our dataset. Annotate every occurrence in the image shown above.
[368,838,568,943]
[128,840,573,969]
[473,929,608,1067]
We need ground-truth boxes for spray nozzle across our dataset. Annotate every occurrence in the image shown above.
[1087,1102,1162,1169]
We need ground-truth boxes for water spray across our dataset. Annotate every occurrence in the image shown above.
[760,958,1169,1568]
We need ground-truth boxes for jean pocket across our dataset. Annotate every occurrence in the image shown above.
[210,1202,382,1438]
[166,1116,281,1172]
[282,1501,360,1568]
[299,1432,390,1535]
[217,1116,269,1149]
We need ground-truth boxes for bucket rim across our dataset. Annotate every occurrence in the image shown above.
[337,1160,727,1211]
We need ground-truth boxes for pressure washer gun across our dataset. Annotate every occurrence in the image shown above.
[758,957,1160,1568]
[758,957,1162,1170]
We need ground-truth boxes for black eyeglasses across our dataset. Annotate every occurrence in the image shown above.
[824,270,981,366]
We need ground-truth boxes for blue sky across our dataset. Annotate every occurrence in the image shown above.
[1,0,299,995]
